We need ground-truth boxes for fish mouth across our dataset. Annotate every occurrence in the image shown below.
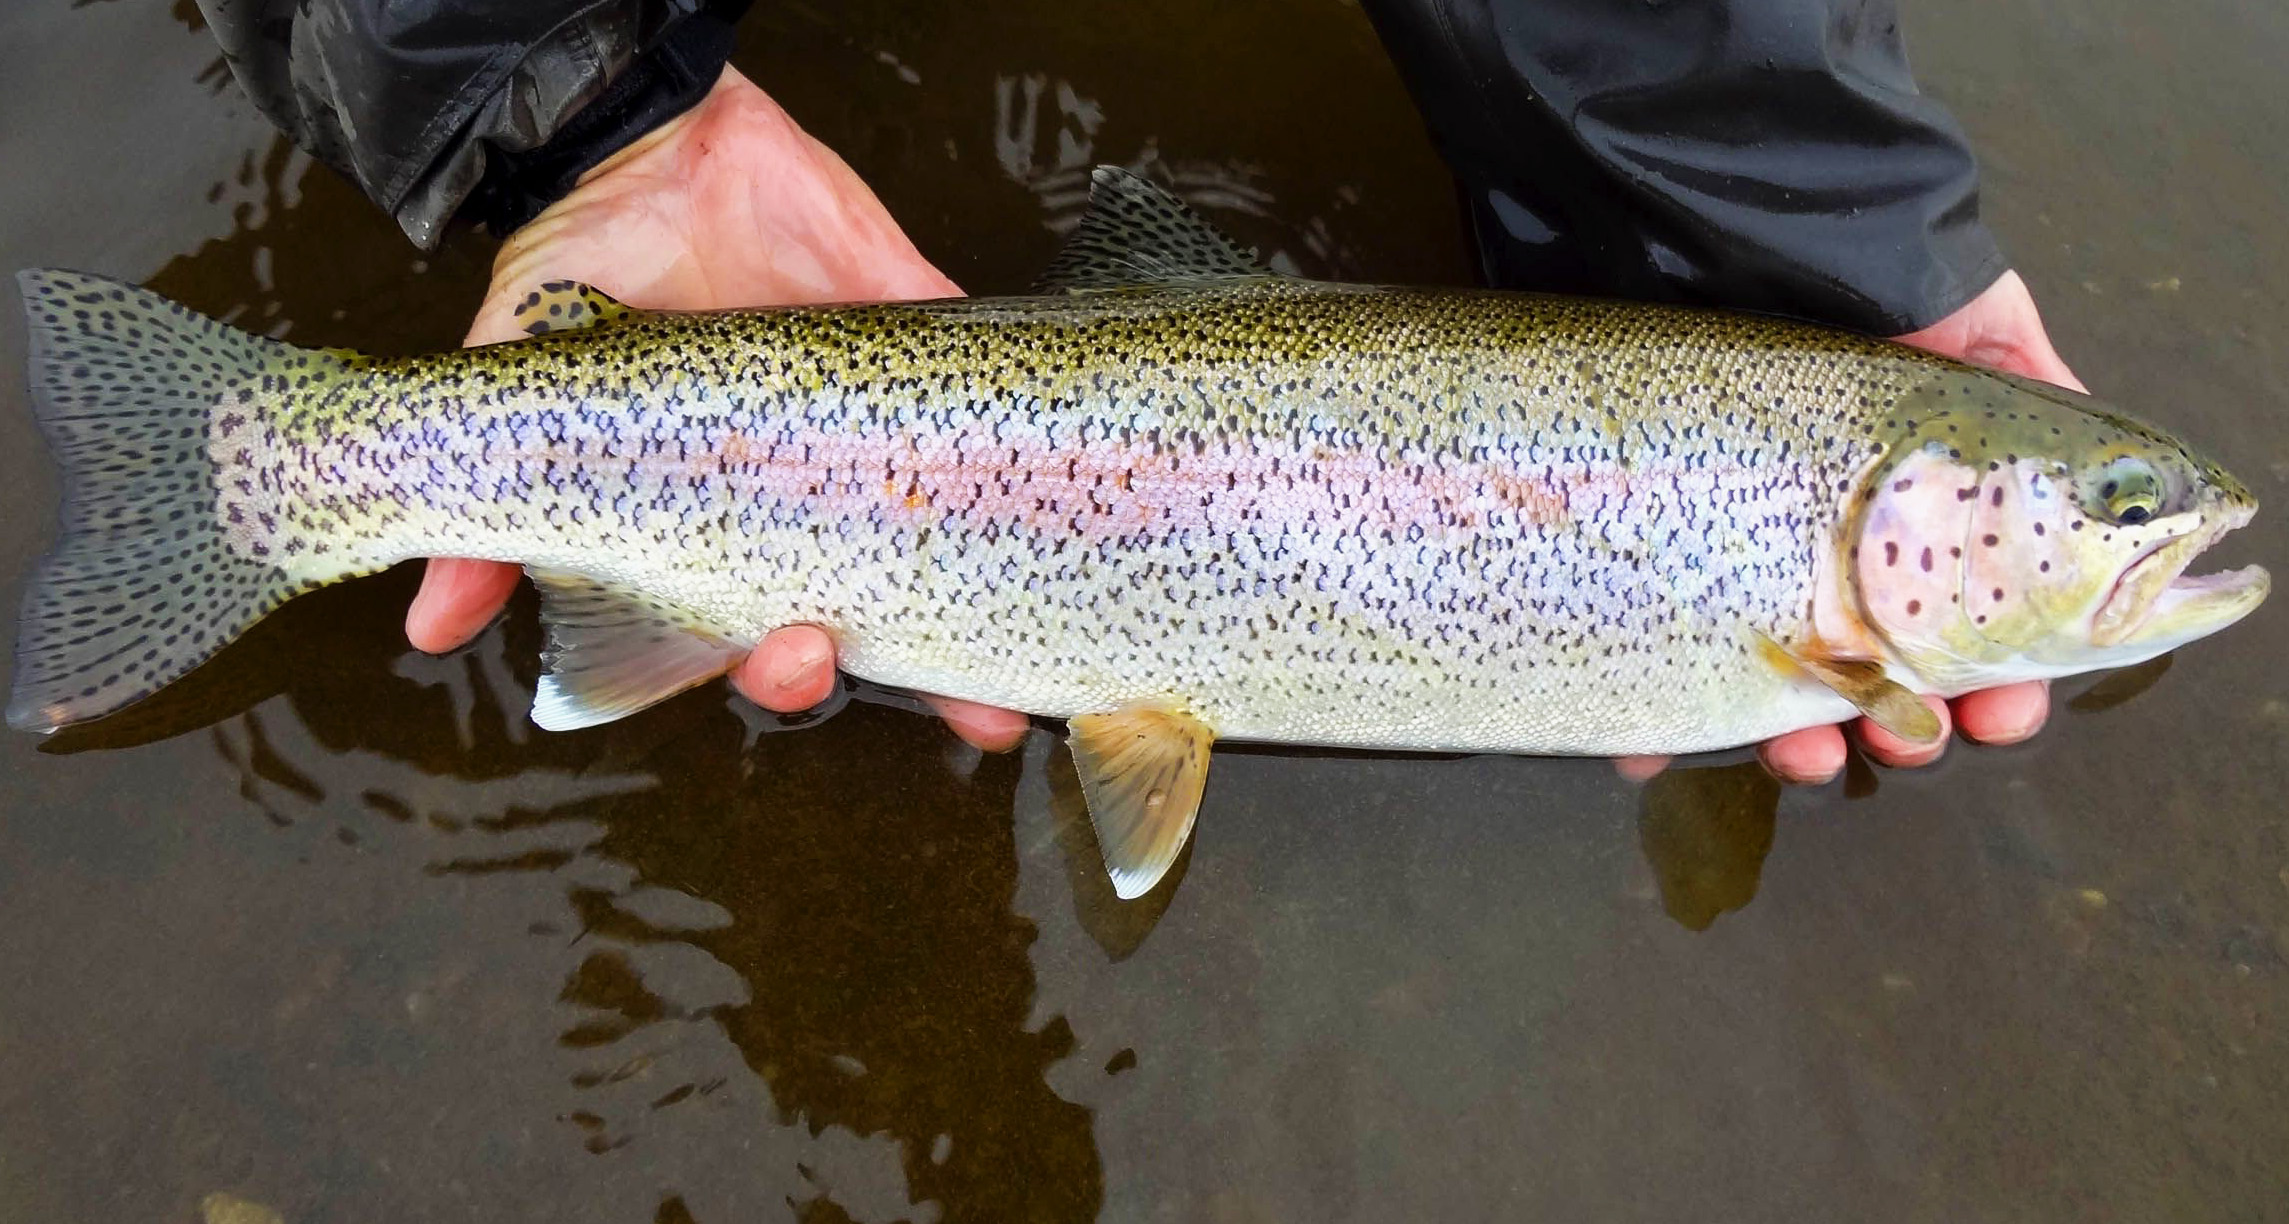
[2092,505,2269,648]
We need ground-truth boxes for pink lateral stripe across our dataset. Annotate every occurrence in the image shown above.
[705,426,1730,542]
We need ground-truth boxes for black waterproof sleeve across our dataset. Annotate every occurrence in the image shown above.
[193,0,748,248]
[1357,0,2008,334]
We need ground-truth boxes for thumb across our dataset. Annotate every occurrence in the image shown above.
[1893,269,2089,393]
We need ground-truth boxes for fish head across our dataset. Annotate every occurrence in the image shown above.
[1849,369,2266,691]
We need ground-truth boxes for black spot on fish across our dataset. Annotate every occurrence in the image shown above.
[2040,560,2051,572]
[1992,487,2005,507]
[1894,478,1913,492]
[1907,599,1922,615]
[1884,542,1899,566]
[1920,547,1933,572]
[1993,587,2006,602]
[1982,534,1999,547]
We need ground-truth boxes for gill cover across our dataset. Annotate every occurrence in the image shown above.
[1852,369,2265,691]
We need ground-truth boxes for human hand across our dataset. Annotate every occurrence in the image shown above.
[411,66,1029,751]
[1617,270,2082,785]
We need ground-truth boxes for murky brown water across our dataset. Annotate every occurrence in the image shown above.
[4,1,2286,1220]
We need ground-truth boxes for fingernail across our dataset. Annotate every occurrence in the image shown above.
[767,642,829,692]
[1985,720,2037,744]
[1614,754,1669,782]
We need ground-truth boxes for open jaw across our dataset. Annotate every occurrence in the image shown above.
[2092,508,2270,649]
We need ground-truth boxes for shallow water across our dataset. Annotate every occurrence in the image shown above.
[3,1,2285,1220]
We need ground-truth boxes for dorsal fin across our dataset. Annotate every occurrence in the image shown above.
[1032,166,1267,293]
[512,280,636,336]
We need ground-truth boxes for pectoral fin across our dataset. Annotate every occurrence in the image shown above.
[1068,705,1216,899]
[527,568,749,731]
[1772,643,1944,746]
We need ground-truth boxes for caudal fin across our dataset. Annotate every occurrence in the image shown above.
[7,269,323,732]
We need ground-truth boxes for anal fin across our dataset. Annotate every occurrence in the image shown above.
[528,568,749,731]
[1068,704,1216,899]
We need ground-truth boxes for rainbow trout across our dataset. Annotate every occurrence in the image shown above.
[7,168,2267,897]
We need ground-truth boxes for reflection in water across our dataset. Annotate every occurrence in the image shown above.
[548,704,1099,1223]
[143,134,496,355]
[1636,760,1784,932]
[2066,652,2174,713]
[203,602,1103,1220]
[1041,744,1184,959]
[988,71,1370,279]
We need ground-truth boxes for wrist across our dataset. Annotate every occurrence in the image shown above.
[569,66,794,195]
[462,7,745,237]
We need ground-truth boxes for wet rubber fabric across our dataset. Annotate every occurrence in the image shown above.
[1356,0,2007,333]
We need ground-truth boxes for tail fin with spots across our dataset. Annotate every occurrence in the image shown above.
[8,269,326,732]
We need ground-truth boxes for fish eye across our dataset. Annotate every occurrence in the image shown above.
[2086,455,2167,525]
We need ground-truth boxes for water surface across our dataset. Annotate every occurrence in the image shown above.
[2,1,2285,1220]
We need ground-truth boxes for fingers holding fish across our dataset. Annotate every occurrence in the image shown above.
[1613,755,1672,782]
[920,696,1030,753]
[1951,680,2050,746]
[731,625,840,713]
[1758,725,1849,786]
[1641,682,2041,786]
[724,628,1027,751]
[1850,694,1955,769]
[405,558,524,653]
[1891,270,2088,394]
[730,632,1029,751]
